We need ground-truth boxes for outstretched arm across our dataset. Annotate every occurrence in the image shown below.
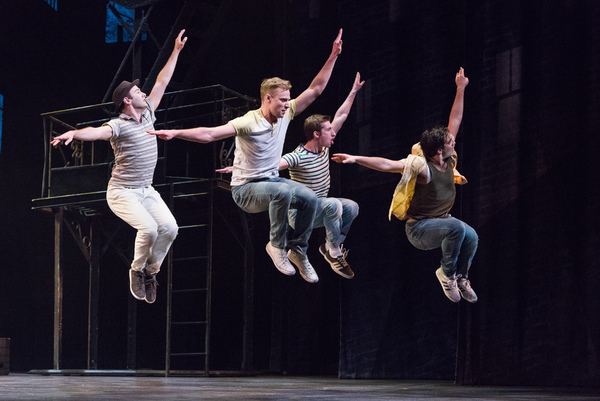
[217,156,289,174]
[147,29,188,109]
[51,125,112,146]
[331,153,405,173]
[215,165,233,174]
[294,29,343,115]
[447,67,469,139]
[330,72,364,133]
[148,121,236,143]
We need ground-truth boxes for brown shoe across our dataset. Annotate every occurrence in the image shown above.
[319,244,354,279]
[144,272,158,304]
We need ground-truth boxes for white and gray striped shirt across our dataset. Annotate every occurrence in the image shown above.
[104,98,157,188]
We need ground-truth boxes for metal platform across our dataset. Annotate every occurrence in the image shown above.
[32,85,257,376]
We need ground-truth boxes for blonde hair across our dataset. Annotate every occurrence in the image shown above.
[260,77,292,102]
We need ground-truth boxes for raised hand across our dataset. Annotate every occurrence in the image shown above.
[455,67,469,89]
[174,29,188,52]
[352,72,365,93]
[332,28,343,57]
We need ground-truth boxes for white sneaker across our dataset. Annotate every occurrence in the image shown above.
[457,276,478,303]
[287,246,319,283]
[436,267,460,303]
[266,242,296,276]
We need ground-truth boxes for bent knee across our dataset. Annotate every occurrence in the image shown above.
[301,191,319,209]
[469,231,479,246]
[162,221,179,239]
[273,187,294,203]
[138,225,159,242]
[323,199,342,214]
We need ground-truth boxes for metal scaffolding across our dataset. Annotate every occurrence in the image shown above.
[31,85,258,376]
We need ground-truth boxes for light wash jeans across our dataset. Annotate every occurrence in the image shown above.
[106,185,178,274]
[231,177,318,250]
[289,197,359,253]
[405,216,478,278]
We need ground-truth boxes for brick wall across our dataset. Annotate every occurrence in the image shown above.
[323,0,600,386]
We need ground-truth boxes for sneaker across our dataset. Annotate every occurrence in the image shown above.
[457,276,478,303]
[319,244,354,279]
[266,242,296,276]
[144,272,158,304]
[435,267,460,303]
[129,268,145,301]
[287,246,319,283]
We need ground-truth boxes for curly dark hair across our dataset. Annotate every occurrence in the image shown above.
[419,125,450,158]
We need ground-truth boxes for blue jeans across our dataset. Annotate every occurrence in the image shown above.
[405,216,478,277]
[289,197,359,253]
[231,177,318,250]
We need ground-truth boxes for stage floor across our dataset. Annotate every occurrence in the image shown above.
[1,374,600,400]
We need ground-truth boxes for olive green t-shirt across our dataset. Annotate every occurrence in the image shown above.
[406,160,455,220]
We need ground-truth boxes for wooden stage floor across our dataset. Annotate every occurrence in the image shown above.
[1,374,600,400]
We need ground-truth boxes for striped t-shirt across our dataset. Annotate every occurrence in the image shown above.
[104,98,157,188]
[282,145,330,198]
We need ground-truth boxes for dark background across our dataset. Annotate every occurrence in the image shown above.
[0,0,599,387]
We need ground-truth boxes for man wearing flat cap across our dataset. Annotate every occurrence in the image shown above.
[52,29,188,304]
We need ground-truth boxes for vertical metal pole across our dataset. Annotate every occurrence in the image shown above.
[133,7,143,81]
[165,181,175,376]
[53,208,64,370]
[126,7,143,360]
[164,243,173,377]
[102,5,154,104]
[87,221,100,369]
[205,180,214,375]
[241,209,254,372]
[126,9,145,366]
[127,292,138,369]
[42,117,50,198]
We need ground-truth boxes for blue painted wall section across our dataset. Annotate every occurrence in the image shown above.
[44,0,57,11]
[106,2,146,44]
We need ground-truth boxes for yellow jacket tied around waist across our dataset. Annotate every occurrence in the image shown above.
[388,143,467,221]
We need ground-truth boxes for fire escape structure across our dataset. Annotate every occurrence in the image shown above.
[31,0,259,377]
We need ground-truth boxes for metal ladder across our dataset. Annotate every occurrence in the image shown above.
[165,178,214,376]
